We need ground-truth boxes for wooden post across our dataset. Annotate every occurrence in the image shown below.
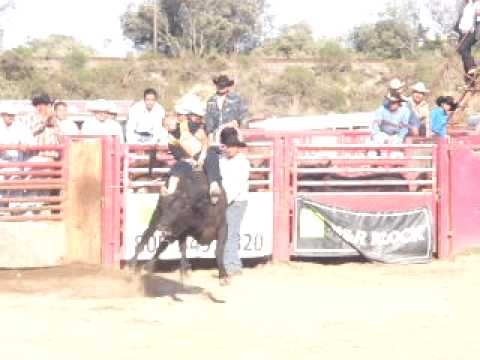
[64,138,103,264]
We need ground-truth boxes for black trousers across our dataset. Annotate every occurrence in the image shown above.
[458,32,477,74]
[170,147,222,184]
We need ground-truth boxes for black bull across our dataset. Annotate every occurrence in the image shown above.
[127,170,229,282]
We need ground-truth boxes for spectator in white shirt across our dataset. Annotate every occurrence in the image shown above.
[82,99,124,141]
[0,105,35,162]
[219,127,250,276]
[127,88,168,145]
[55,102,79,136]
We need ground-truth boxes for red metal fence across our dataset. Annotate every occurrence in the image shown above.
[2,130,480,266]
[0,144,68,222]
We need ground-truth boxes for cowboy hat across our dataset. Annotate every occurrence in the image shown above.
[0,104,20,115]
[220,127,247,148]
[213,75,235,89]
[389,78,405,90]
[108,103,119,115]
[32,94,53,106]
[87,99,112,113]
[436,96,458,111]
[175,95,206,117]
[411,82,430,94]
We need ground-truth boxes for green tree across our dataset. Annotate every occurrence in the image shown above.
[263,22,316,58]
[121,0,269,56]
[351,19,418,59]
[25,35,95,58]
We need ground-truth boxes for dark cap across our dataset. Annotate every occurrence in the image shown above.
[220,127,247,148]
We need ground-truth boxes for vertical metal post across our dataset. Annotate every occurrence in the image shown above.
[436,139,451,259]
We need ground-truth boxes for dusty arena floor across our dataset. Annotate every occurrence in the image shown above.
[1,254,480,360]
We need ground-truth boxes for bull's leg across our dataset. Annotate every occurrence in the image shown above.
[215,223,229,285]
[144,240,170,273]
[179,237,192,277]
[127,203,162,269]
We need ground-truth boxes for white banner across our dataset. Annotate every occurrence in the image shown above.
[123,192,273,261]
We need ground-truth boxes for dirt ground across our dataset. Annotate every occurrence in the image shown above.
[1,255,480,360]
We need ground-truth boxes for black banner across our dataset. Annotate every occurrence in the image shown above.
[296,198,433,264]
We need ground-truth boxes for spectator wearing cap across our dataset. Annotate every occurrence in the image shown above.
[431,96,458,139]
[205,75,249,144]
[166,95,223,204]
[0,105,35,162]
[127,88,168,145]
[219,127,250,276]
[406,82,431,137]
[55,102,79,136]
[372,94,411,144]
[82,100,124,141]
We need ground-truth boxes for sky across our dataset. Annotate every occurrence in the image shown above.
[0,0,399,56]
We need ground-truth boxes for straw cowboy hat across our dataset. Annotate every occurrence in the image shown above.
[108,103,119,115]
[389,78,405,90]
[87,99,112,113]
[0,104,20,115]
[411,82,430,94]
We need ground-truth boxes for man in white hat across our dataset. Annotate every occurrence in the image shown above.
[127,88,167,145]
[82,99,124,141]
[407,82,431,137]
[388,78,407,101]
[0,105,35,161]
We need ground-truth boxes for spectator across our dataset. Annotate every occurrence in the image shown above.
[33,115,61,161]
[55,102,79,136]
[454,0,480,79]
[127,88,167,145]
[0,105,35,161]
[219,127,250,276]
[388,79,408,101]
[82,100,124,140]
[407,82,431,137]
[206,75,249,144]
[431,96,458,139]
[22,94,54,132]
[371,95,411,144]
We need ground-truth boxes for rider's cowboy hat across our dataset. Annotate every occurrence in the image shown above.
[175,95,206,117]
[411,82,430,94]
[213,75,235,89]
[220,127,247,148]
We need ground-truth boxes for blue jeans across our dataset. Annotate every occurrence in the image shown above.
[224,200,248,275]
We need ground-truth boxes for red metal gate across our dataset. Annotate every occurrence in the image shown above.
[443,139,480,256]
